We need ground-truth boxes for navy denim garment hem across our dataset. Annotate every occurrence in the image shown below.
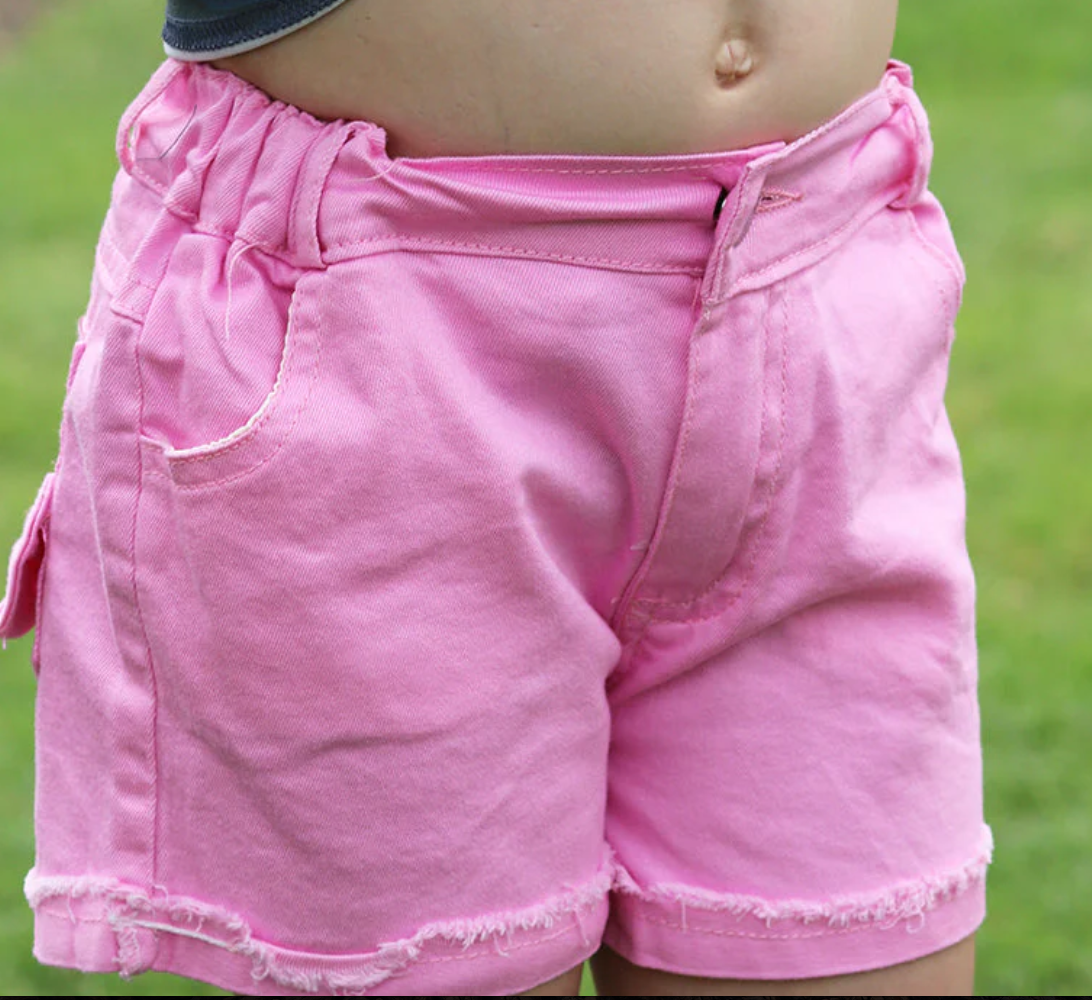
[163,0,349,59]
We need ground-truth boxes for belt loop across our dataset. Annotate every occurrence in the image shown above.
[288,122,358,269]
[886,71,934,209]
[703,164,770,303]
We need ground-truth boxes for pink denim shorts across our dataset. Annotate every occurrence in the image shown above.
[0,59,991,995]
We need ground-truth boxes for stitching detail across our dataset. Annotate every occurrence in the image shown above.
[117,62,183,175]
[754,189,802,214]
[131,308,163,890]
[26,865,611,995]
[164,347,318,488]
[610,826,993,937]
[610,297,711,636]
[435,163,714,176]
[162,195,200,226]
[631,912,875,942]
[153,283,324,491]
[130,159,170,198]
[727,196,889,297]
[324,234,703,275]
[167,290,300,463]
[100,224,159,292]
[291,122,359,267]
[645,300,708,584]
[905,208,964,318]
[98,226,137,291]
[634,288,789,617]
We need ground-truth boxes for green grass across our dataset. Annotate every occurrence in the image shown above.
[899,5,1092,994]
[2,0,1091,995]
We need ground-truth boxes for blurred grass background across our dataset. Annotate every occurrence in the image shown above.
[1,0,1090,995]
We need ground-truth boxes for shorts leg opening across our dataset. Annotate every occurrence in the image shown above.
[27,864,612,995]
[603,825,992,982]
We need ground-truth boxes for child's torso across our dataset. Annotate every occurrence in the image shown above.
[212,0,899,157]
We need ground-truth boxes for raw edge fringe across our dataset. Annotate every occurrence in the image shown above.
[24,827,993,992]
[609,825,994,933]
[26,862,613,995]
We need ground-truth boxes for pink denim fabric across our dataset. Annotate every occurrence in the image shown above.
[1,60,990,995]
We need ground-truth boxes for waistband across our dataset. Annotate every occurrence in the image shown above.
[117,60,934,297]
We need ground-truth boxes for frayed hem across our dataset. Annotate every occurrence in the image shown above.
[609,825,993,933]
[26,863,613,995]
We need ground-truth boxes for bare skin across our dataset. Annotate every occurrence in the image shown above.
[234,937,973,997]
[222,3,974,995]
[233,964,583,999]
[515,933,975,996]
[590,936,975,996]
[520,963,585,996]
[214,0,900,157]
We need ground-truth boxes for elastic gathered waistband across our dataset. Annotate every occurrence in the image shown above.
[118,59,934,293]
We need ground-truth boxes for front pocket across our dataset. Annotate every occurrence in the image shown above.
[136,240,323,490]
[0,473,56,650]
[159,269,324,490]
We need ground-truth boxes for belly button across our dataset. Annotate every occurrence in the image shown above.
[715,38,755,85]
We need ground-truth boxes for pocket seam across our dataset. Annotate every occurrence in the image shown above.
[157,276,324,490]
[904,204,965,319]
[163,305,297,466]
